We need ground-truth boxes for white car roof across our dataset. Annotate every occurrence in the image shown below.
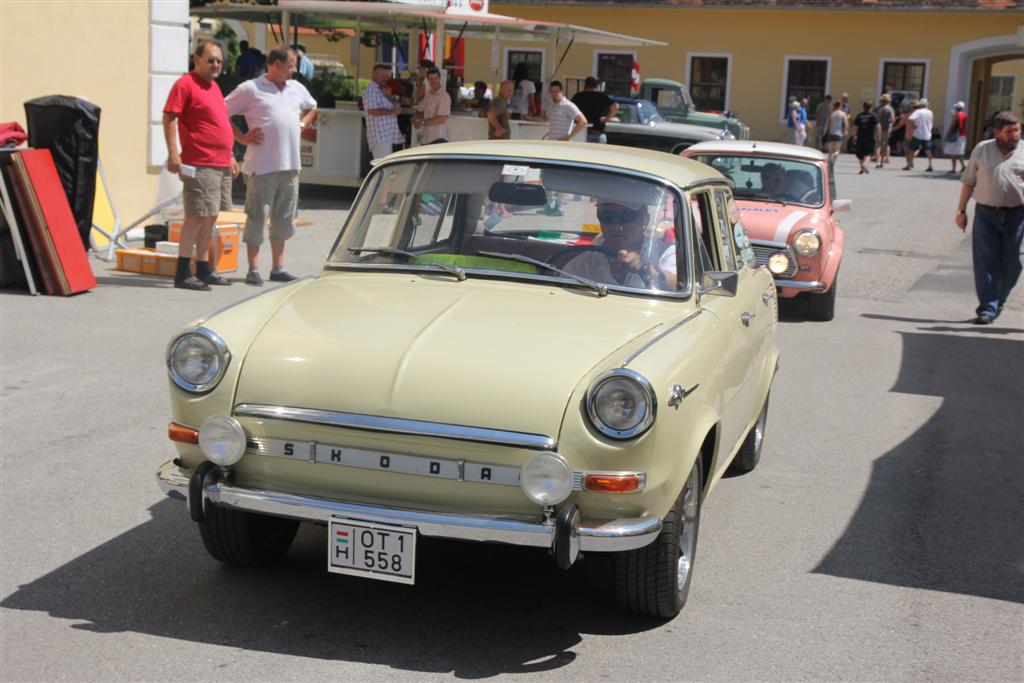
[685,140,828,162]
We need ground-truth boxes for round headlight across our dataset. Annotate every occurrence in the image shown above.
[586,369,656,440]
[767,253,791,275]
[793,230,821,257]
[520,453,573,506]
[199,416,247,467]
[167,327,230,393]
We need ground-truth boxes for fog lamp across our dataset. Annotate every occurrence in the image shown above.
[520,453,573,506]
[767,253,790,275]
[199,415,247,467]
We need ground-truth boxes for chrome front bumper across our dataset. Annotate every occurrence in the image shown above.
[156,460,660,552]
[774,279,827,291]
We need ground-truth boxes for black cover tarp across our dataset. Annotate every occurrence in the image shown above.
[24,96,101,250]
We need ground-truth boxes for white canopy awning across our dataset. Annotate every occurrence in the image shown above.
[193,1,667,48]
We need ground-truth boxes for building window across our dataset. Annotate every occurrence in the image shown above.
[595,52,634,97]
[882,61,927,97]
[689,55,729,112]
[989,75,1016,115]
[506,49,543,83]
[782,57,829,121]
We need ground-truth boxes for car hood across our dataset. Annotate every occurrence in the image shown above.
[662,108,733,125]
[608,120,720,140]
[736,200,825,243]
[233,273,676,439]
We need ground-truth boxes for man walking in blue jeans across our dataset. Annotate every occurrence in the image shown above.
[955,111,1023,325]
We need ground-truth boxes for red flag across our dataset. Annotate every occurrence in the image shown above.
[630,61,640,97]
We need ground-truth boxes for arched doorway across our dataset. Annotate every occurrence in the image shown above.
[946,27,1024,146]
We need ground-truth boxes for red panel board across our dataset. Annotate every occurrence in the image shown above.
[13,149,95,295]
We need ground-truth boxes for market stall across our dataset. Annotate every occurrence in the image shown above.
[193,1,664,187]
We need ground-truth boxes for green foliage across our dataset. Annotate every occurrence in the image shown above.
[214,23,240,74]
[308,65,372,104]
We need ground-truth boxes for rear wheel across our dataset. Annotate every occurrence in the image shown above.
[198,505,299,567]
[614,458,702,618]
[807,275,838,321]
[729,393,769,474]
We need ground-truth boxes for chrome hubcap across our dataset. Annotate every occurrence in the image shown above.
[676,466,699,590]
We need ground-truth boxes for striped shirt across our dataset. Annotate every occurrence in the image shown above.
[363,81,404,147]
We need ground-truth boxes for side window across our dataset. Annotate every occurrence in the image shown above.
[712,190,737,271]
[690,191,720,272]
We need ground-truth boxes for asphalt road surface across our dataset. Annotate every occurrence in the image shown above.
[2,153,1021,682]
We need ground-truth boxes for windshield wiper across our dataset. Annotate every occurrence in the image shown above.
[476,250,607,297]
[348,247,466,281]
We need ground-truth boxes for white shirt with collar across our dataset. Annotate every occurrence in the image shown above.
[225,75,316,176]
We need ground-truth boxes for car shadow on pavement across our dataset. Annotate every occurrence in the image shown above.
[813,328,1024,604]
[1,497,662,676]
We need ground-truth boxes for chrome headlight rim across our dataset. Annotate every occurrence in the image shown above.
[792,229,822,257]
[585,368,657,440]
[166,326,231,394]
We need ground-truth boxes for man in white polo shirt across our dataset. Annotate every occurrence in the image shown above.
[226,45,316,285]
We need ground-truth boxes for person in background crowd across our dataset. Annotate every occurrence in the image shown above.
[906,98,934,172]
[890,101,912,157]
[944,101,968,174]
[535,80,587,142]
[295,44,314,81]
[826,99,848,162]
[487,80,513,140]
[572,76,618,143]
[852,100,881,175]
[162,40,239,291]
[788,101,807,146]
[954,111,1023,325]
[800,98,810,144]
[363,63,405,160]
[874,93,895,168]
[413,59,436,105]
[226,45,316,286]
[235,40,265,81]
[413,67,451,144]
[814,94,832,151]
[840,92,850,114]
[468,81,490,113]
[509,62,536,120]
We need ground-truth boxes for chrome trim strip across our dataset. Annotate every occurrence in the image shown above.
[165,327,231,394]
[773,279,826,291]
[621,309,703,367]
[156,460,660,551]
[234,404,557,450]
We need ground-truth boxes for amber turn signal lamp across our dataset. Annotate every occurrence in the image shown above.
[168,422,199,444]
[584,474,641,493]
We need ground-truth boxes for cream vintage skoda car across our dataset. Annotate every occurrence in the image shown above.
[157,141,779,618]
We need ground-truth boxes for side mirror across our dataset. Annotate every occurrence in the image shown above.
[832,199,852,213]
[700,271,738,297]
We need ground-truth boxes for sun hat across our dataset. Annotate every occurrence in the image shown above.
[880,93,891,102]
[918,98,929,107]
[954,101,965,110]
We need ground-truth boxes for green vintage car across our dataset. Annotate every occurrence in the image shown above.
[640,78,750,140]
[157,141,779,618]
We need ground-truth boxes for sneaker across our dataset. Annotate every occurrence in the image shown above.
[972,313,994,325]
[245,270,264,286]
[203,273,231,286]
[174,276,211,291]
[269,269,298,282]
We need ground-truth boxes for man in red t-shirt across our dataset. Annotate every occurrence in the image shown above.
[163,40,239,290]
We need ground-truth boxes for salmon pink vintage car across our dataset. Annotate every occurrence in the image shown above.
[684,141,848,320]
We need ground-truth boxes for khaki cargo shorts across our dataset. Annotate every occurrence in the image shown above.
[181,165,232,217]
[243,170,299,245]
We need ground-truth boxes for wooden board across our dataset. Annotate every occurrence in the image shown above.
[10,150,96,295]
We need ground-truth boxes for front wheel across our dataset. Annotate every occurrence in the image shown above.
[807,274,838,321]
[614,458,702,618]
[198,505,299,567]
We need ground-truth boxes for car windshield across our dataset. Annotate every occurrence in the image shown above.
[328,159,690,296]
[689,154,825,208]
[651,87,688,110]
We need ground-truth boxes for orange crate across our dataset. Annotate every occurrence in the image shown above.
[162,224,240,273]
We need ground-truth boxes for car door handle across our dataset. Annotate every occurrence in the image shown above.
[741,312,756,327]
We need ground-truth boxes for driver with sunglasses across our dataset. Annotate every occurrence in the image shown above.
[564,201,677,290]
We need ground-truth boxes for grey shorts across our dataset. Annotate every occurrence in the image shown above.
[181,166,232,217]
[243,170,299,245]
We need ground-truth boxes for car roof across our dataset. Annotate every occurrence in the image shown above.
[380,140,728,189]
[684,140,828,162]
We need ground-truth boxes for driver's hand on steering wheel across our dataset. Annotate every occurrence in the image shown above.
[617,249,644,271]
